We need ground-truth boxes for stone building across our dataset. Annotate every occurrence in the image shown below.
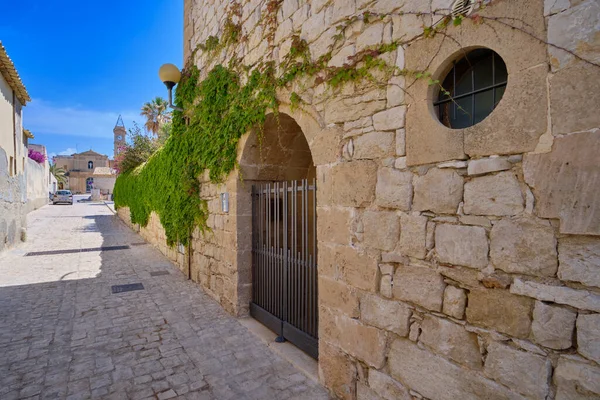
[54,118,125,194]
[54,150,110,193]
[118,0,600,399]
[0,41,30,250]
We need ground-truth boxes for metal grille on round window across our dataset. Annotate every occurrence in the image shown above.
[434,49,508,129]
[451,0,476,18]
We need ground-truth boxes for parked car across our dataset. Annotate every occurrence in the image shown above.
[53,190,73,205]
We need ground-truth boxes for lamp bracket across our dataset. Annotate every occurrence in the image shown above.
[166,85,183,111]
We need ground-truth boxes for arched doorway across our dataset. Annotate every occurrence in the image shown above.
[239,113,318,358]
[86,177,94,192]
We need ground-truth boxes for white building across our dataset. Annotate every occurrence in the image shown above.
[0,41,52,251]
[27,142,56,208]
[0,41,31,250]
[92,166,117,199]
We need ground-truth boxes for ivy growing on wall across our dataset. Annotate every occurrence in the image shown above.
[114,64,278,246]
[115,0,599,247]
[113,6,484,246]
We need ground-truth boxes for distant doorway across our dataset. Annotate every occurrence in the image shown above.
[86,177,94,193]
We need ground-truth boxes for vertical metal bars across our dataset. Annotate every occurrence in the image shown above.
[471,66,475,126]
[251,179,319,355]
[492,51,496,107]
[311,178,317,337]
[282,181,288,323]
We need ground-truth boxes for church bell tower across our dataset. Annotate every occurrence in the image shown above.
[114,115,126,159]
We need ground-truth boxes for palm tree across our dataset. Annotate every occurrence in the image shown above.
[140,97,170,136]
[49,163,67,185]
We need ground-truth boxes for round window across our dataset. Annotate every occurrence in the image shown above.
[434,49,508,129]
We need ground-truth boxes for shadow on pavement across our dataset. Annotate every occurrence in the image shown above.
[0,205,329,399]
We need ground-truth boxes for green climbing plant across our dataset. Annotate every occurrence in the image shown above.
[115,18,424,247]
[114,64,278,246]
[115,0,597,247]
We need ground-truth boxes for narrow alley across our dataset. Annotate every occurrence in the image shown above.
[0,198,328,400]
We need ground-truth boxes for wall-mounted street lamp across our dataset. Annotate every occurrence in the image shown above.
[158,63,183,111]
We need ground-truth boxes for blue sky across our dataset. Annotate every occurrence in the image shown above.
[1,0,183,159]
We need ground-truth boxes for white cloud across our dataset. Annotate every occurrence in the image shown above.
[48,147,85,161]
[24,99,139,138]
[58,148,77,156]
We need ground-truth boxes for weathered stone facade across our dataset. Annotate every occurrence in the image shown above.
[0,42,30,251]
[54,150,110,193]
[118,0,600,398]
[0,146,26,251]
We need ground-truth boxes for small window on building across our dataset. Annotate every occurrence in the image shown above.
[434,48,508,129]
[88,161,94,169]
[9,156,14,176]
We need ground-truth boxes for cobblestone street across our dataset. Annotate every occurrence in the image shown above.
[0,199,328,400]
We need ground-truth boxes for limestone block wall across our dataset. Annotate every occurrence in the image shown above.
[117,170,248,316]
[0,147,26,251]
[0,69,27,251]
[117,207,185,268]
[189,172,248,316]
[118,0,600,399]
[25,157,49,213]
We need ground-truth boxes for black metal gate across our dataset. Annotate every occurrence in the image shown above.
[251,179,318,359]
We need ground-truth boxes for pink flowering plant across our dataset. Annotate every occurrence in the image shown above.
[28,149,46,164]
[112,145,128,173]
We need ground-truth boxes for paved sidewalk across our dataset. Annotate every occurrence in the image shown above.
[0,201,329,399]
